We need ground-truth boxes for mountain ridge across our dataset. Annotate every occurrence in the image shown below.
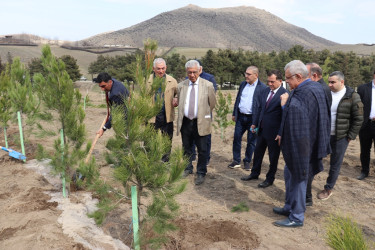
[82,4,337,51]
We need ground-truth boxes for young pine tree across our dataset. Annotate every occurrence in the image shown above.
[33,45,86,186]
[213,90,233,141]
[106,39,187,248]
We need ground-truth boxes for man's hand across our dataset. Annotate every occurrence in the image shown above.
[173,97,178,107]
[280,93,289,107]
[250,125,256,133]
[275,135,281,146]
[232,116,236,122]
[96,128,105,138]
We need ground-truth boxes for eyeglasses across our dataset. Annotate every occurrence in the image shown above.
[187,71,199,75]
[285,74,297,80]
[244,72,252,76]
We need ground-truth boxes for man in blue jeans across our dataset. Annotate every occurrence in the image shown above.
[228,66,266,170]
[317,71,363,200]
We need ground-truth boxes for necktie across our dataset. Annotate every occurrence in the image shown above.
[188,83,195,119]
[265,90,274,108]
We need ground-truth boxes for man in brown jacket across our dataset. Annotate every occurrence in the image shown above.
[177,60,216,185]
[147,58,178,161]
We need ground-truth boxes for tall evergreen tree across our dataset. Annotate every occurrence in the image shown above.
[106,39,187,247]
[33,45,86,182]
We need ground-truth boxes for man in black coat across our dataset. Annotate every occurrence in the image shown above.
[241,70,288,188]
[305,62,332,206]
[357,69,375,180]
[273,60,331,228]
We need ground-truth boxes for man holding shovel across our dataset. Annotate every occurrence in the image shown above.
[95,72,130,138]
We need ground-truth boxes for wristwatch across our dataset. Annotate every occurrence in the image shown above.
[102,126,107,131]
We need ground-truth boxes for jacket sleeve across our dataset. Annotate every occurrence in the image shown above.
[348,92,364,140]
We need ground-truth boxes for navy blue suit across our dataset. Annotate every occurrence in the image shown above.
[232,80,267,164]
[249,86,288,182]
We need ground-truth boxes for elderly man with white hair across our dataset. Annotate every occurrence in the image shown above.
[176,60,216,185]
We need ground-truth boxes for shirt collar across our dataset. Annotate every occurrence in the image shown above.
[189,77,200,86]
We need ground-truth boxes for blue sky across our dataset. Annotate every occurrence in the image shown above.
[1,0,373,44]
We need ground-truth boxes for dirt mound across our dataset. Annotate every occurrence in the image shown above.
[167,218,260,249]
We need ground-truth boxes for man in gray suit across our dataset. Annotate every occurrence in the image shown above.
[176,60,216,185]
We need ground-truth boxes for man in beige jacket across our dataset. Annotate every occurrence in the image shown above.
[177,60,216,185]
[147,58,178,161]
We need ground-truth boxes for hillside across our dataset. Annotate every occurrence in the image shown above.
[82,4,337,52]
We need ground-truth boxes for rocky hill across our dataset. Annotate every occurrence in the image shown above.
[82,4,337,51]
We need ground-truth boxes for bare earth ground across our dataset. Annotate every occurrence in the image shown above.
[1,84,375,249]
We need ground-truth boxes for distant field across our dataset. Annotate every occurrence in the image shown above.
[317,44,375,56]
[1,44,374,81]
[0,45,134,80]
[164,47,219,59]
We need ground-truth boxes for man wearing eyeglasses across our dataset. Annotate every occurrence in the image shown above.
[273,60,331,228]
[176,60,216,185]
[228,66,267,170]
[241,70,288,188]
[95,72,129,138]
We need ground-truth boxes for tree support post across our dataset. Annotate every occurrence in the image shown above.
[17,111,26,162]
[60,129,66,198]
[131,185,140,250]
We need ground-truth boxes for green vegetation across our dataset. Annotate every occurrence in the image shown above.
[33,45,86,181]
[213,91,233,141]
[325,214,370,250]
[28,54,82,81]
[102,39,187,248]
[231,202,250,212]
[87,45,375,88]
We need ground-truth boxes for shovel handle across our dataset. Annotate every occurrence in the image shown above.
[85,117,108,164]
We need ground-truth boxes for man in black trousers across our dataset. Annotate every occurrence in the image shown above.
[241,70,288,188]
[357,69,375,180]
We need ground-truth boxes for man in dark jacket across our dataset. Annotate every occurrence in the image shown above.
[305,62,332,206]
[317,71,363,200]
[241,70,288,188]
[357,70,375,180]
[228,66,267,170]
[95,72,129,138]
[273,60,331,228]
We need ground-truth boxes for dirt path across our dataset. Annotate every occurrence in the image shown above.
[1,85,375,249]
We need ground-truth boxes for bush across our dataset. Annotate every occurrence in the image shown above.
[325,214,369,250]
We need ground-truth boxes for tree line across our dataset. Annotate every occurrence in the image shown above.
[87,45,375,88]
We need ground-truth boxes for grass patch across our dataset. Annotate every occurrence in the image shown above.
[231,202,249,212]
[325,213,370,250]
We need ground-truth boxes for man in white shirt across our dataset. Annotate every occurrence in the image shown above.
[176,60,216,185]
[357,69,375,180]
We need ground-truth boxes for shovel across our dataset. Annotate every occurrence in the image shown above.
[1,146,26,161]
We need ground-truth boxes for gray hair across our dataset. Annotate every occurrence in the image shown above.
[285,60,309,78]
[329,71,345,81]
[246,66,259,75]
[185,60,200,69]
[306,62,323,76]
[153,58,166,67]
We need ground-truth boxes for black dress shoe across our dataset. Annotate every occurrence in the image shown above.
[306,199,313,207]
[274,218,303,228]
[357,172,368,180]
[195,175,205,185]
[240,175,258,181]
[258,180,273,188]
[273,207,290,216]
